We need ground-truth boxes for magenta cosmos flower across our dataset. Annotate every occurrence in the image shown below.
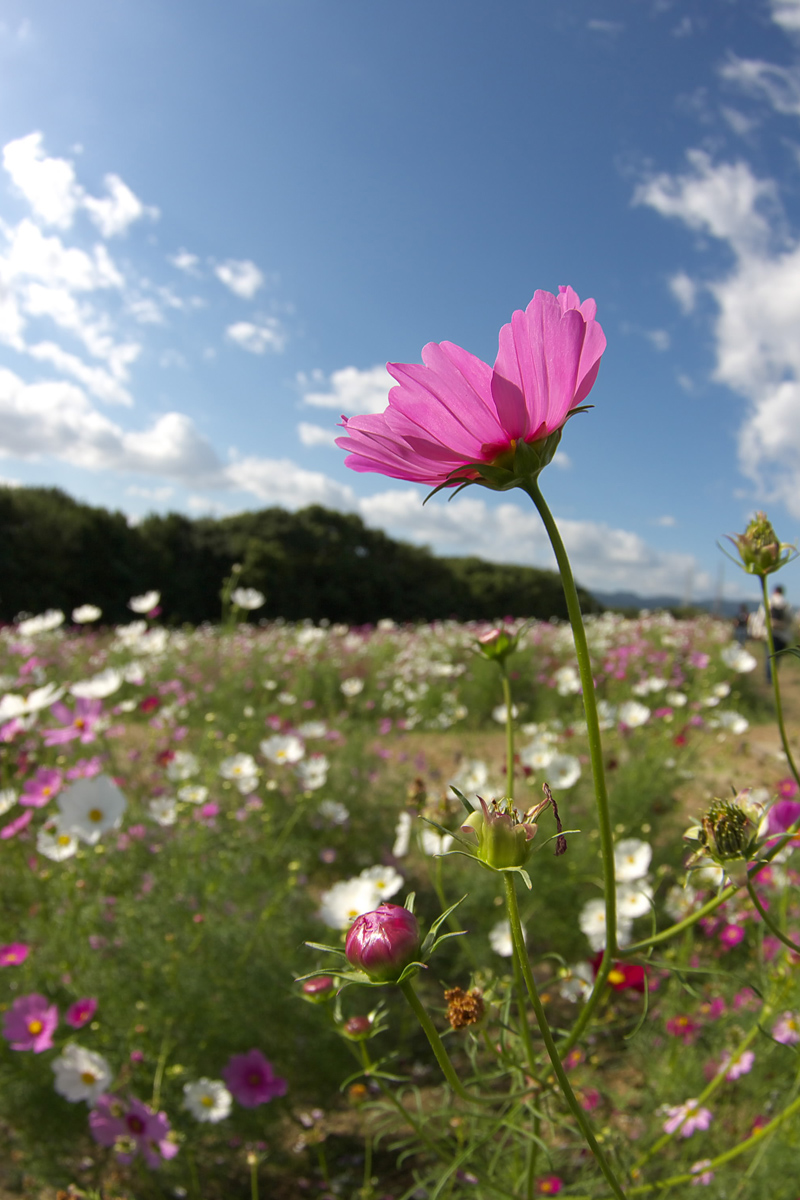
[42,698,104,746]
[2,993,58,1051]
[336,286,605,491]
[345,903,421,982]
[89,1094,179,1168]
[0,942,30,966]
[222,1049,287,1107]
[66,997,98,1028]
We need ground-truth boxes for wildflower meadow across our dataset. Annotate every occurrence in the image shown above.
[3,288,800,1200]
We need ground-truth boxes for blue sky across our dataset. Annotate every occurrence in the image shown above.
[1,0,800,602]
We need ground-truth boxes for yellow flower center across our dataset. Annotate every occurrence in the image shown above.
[58,835,72,846]
[81,1071,97,1085]
[28,1019,43,1034]
[607,969,625,985]
[200,1094,214,1107]
[88,808,103,823]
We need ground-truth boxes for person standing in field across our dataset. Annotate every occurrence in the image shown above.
[764,585,793,683]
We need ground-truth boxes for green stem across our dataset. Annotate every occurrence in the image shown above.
[526,1113,541,1200]
[250,1156,259,1200]
[363,1134,373,1196]
[747,878,800,954]
[151,1022,172,1110]
[511,930,539,1078]
[501,667,515,799]
[762,575,800,789]
[399,978,472,1101]
[504,874,628,1200]
[526,482,618,963]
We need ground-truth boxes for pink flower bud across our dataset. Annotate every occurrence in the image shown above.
[345,903,420,982]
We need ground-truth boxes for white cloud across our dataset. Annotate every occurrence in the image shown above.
[586,19,623,34]
[721,55,800,117]
[720,107,758,136]
[771,0,800,33]
[669,271,697,314]
[83,174,159,238]
[5,219,123,290]
[638,149,800,515]
[169,249,201,276]
[226,319,286,354]
[215,259,264,299]
[653,515,677,527]
[633,149,777,254]
[297,421,339,447]
[646,329,670,351]
[552,451,571,469]
[26,341,133,406]
[224,455,355,509]
[2,133,156,237]
[126,485,174,501]
[357,487,705,596]
[301,364,391,414]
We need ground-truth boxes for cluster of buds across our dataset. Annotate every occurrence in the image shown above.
[724,512,796,577]
[685,792,766,885]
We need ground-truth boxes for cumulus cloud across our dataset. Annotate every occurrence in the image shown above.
[226,319,286,354]
[215,258,264,299]
[169,249,201,276]
[297,421,339,447]
[637,147,800,515]
[301,364,391,414]
[721,55,800,117]
[224,455,355,510]
[669,271,697,314]
[2,133,157,236]
[771,0,800,33]
[646,329,670,351]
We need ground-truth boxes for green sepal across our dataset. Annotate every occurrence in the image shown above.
[404,891,416,914]
[450,785,477,815]
[421,814,476,851]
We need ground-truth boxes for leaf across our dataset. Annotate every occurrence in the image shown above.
[404,891,416,915]
[303,941,348,959]
[421,814,475,851]
[450,785,477,815]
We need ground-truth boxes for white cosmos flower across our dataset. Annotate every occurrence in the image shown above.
[298,721,327,739]
[519,740,556,770]
[25,682,65,712]
[554,665,581,695]
[72,605,102,623]
[149,797,178,826]
[579,899,633,952]
[492,703,519,723]
[17,610,64,636]
[70,668,123,700]
[596,700,617,729]
[713,682,731,699]
[419,827,454,856]
[489,918,525,958]
[721,643,758,673]
[666,691,687,707]
[231,587,265,610]
[128,590,160,613]
[449,759,489,800]
[359,864,404,900]
[618,700,650,728]
[318,799,349,825]
[318,877,382,929]
[57,776,126,845]
[616,881,654,920]
[713,711,749,735]
[0,788,16,815]
[340,677,365,697]
[0,694,27,721]
[614,839,652,882]
[392,811,412,857]
[183,1078,233,1123]
[664,884,698,922]
[559,962,594,1003]
[177,784,208,805]
[296,755,329,790]
[52,1044,113,1104]
[260,735,305,765]
[632,676,667,696]
[546,754,581,789]
[37,823,79,861]
[219,753,259,781]
[166,751,200,781]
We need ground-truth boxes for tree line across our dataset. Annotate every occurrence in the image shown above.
[0,486,600,626]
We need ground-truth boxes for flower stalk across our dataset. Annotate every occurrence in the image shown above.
[398,978,472,1102]
[761,574,800,790]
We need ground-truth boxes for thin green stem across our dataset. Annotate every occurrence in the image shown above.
[399,978,472,1101]
[526,483,618,965]
[249,1156,259,1200]
[526,1113,541,1200]
[510,930,539,1078]
[504,875,627,1200]
[762,574,800,789]
[747,878,800,953]
[151,1022,173,1110]
[501,668,515,799]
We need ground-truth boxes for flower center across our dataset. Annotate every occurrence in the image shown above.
[200,1094,214,1107]
[81,1071,97,1085]
[27,1019,43,1034]
[127,1115,145,1134]
[247,1071,263,1086]
[607,969,625,985]
[88,808,104,822]
[58,835,72,846]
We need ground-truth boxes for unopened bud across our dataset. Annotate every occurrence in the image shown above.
[726,512,796,577]
[476,627,518,664]
[301,976,335,1002]
[345,904,421,983]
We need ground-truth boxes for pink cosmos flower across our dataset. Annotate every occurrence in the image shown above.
[2,993,58,1051]
[773,1012,800,1044]
[0,809,33,840]
[336,287,605,490]
[661,1100,713,1137]
[66,997,98,1028]
[776,777,799,800]
[0,942,30,966]
[20,766,63,808]
[42,698,103,746]
[721,1049,755,1080]
[690,1160,714,1186]
[222,1049,287,1108]
[666,1015,700,1045]
[719,924,745,950]
[89,1094,179,1168]
[536,1177,564,1195]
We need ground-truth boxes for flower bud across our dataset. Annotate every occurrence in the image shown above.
[342,1015,373,1039]
[301,976,335,1002]
[461,798,538,869]
[345,904,421,983]
[726,512,796,577]
[476,627,518,664]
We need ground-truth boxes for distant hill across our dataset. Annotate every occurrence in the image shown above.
[590,589,754,618]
